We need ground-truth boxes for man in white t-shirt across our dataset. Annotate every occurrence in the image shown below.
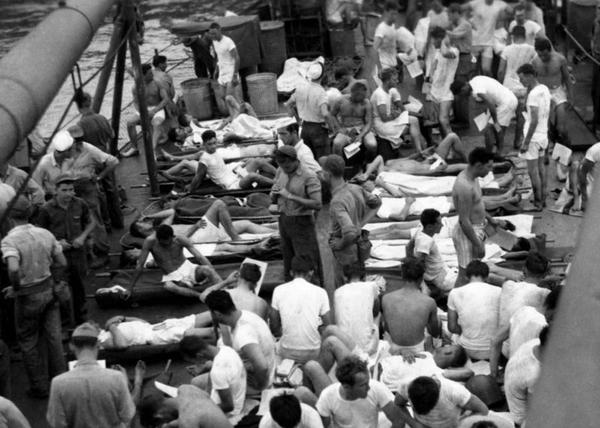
[498,25,537,149]
[517,63,552,210]
[205,290,276,393]
[578,142,600,210]
[207,22,240,116]
[509,4,544,46]
[371,68,428,152]
[277,121,322,175]
[447,260,501,360]
[467,0,508,76]
[504,327,548,425]
[374,2,400,77]
[271,256,331,363]
[489,286,560,379]
[427,27,459,136]
[316,355,422,428]
[179,336,248,425]
[450,75,517,154]
[260,393,324,428]
[400,376,488,428]
[410,208,458,292]
[189,130,276,193]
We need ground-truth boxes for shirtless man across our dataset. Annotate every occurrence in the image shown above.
[532,38,573,151]
[451,147,511,287]
[331,82,376,157]
[124,63,171,157]
[381,258,441,356]
[132,224,218,298]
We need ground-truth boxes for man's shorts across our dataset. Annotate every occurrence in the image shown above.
[519,136,549,161]
[549,85,568,106]
[162,259,198,287]
[497,96,518,127]
[151,109,166,126]
[472,45,494,59]
[452,222,487,269]
[189,216,231,243]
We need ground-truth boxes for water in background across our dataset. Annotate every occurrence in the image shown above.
[0,0,266,138]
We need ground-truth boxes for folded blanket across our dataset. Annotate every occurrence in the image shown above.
[378,171,498,196]
[377,196,453,219]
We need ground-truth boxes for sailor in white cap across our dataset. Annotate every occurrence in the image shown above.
[32,130,75,196]
[284,59,337,159]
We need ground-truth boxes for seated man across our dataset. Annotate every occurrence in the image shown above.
[331,82,376,157]
[447,261,502,360]
[98,313,207,349]
[205,290,276,393]
[504,327,548,426]
[371,68,429,153]
[334,66,369,95]
[450,76,518,154]
[259,393,323,428]
[270,256,331,363]
[179,336,247,425]
[133,224,219,298]
[381,258,441,354]
[399,376,489,427]
[315,355,422,428]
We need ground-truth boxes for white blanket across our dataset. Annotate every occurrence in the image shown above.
[377,196,453,219]
[276,58,313,93]
[377,171,499,196]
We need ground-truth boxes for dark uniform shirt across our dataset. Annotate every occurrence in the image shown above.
[37,197,91,243]
[78,112,114,152]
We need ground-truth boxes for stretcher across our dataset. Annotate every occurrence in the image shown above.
[377,171,502,197]
[98,343,181,364]
[94,261,286,308]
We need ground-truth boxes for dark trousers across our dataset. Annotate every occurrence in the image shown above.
[15,287,65,394]
[0,340,10,398]
[278,214,323,285]
[101,172,124,230]
[65,250,87,323]
[301,122,330,160]
[74,178,110,254]
[593,62,600,130]
[453,54,474,125]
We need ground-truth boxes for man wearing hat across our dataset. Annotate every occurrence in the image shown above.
[277,120,322,175]
[32,130,75,195]
[37,173,96,324]
[284,59,336,159]
[271,145,324,285]
[1,196,67,398]
[47,322,136,428]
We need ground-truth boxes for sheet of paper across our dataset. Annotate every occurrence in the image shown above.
[551,143,573,166]
[155,381,178,398]
[473,112,490,132]
[343,141,362,159]
[241,257,268,295]
[406,60,423,78]
[408,96,423,110]
[398,110,409,125]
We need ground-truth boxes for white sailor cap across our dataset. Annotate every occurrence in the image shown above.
[52,130,74,152]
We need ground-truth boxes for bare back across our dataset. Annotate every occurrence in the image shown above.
[227,288,269,320]
[381,288,437,346]
[452,170,487,225]
[532,52,566,88]
[337,95,370,128]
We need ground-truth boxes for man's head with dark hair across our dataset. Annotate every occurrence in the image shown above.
[207,22,222,41]
[74,89,92,110]
[277,122,300,147]
[152,54,167,68]
[448,2,462,15]
[336,355,370,399]
[517,63,536,76]
[383,0,399,22]
[433,344,468,369]
[430,26,447,41]
[466,260,490,281]
[350,81,368,103]
[269,394,302,428]
[322,154,346,180]
[534,37,553,61]
[420,209,443,235]
[205,290,236,316]
[179,335,212,362]
[335,66,352,89]
[240,263,262,286]
[408,376,441,415]
[202,129,218,153]
[467,147,494,178]
[450,79,469,96]
[380,68,398,86]
[155,224,174,245]
[290,255,314,278]
[543,286,562,322]
[139,394,177,427]
[525,251,549,277]
[401,257,426,283]
[202,129,217,143]
[517,63,538,89]
[343,263,366,282]
[286,122,300,135]
[511,25,526,39]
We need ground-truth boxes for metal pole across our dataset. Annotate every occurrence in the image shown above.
[125,4,159,196]
[92,10,125,113]
[0,0,117,166]
[110,24,128,156]
[527,165,600,428]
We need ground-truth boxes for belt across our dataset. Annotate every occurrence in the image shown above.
[15,277,53,297]
[301,121,325,126]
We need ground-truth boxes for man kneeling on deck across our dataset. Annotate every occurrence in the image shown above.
[132,223,219,298]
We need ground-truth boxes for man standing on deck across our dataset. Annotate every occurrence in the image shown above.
[284,60,336,159]
[182,33,215,79]
[37,174,96,324]
[373,2,400,78]
[75,90,124,230]
[2,196,67,398]
[277,121,322,175]
[321,155,381,286]
[32,130,75,195]
[451,147,510,287]
[447,3,473,128]
[123,63,170,157]
[207,22,241,117]
[270,146,324,285]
